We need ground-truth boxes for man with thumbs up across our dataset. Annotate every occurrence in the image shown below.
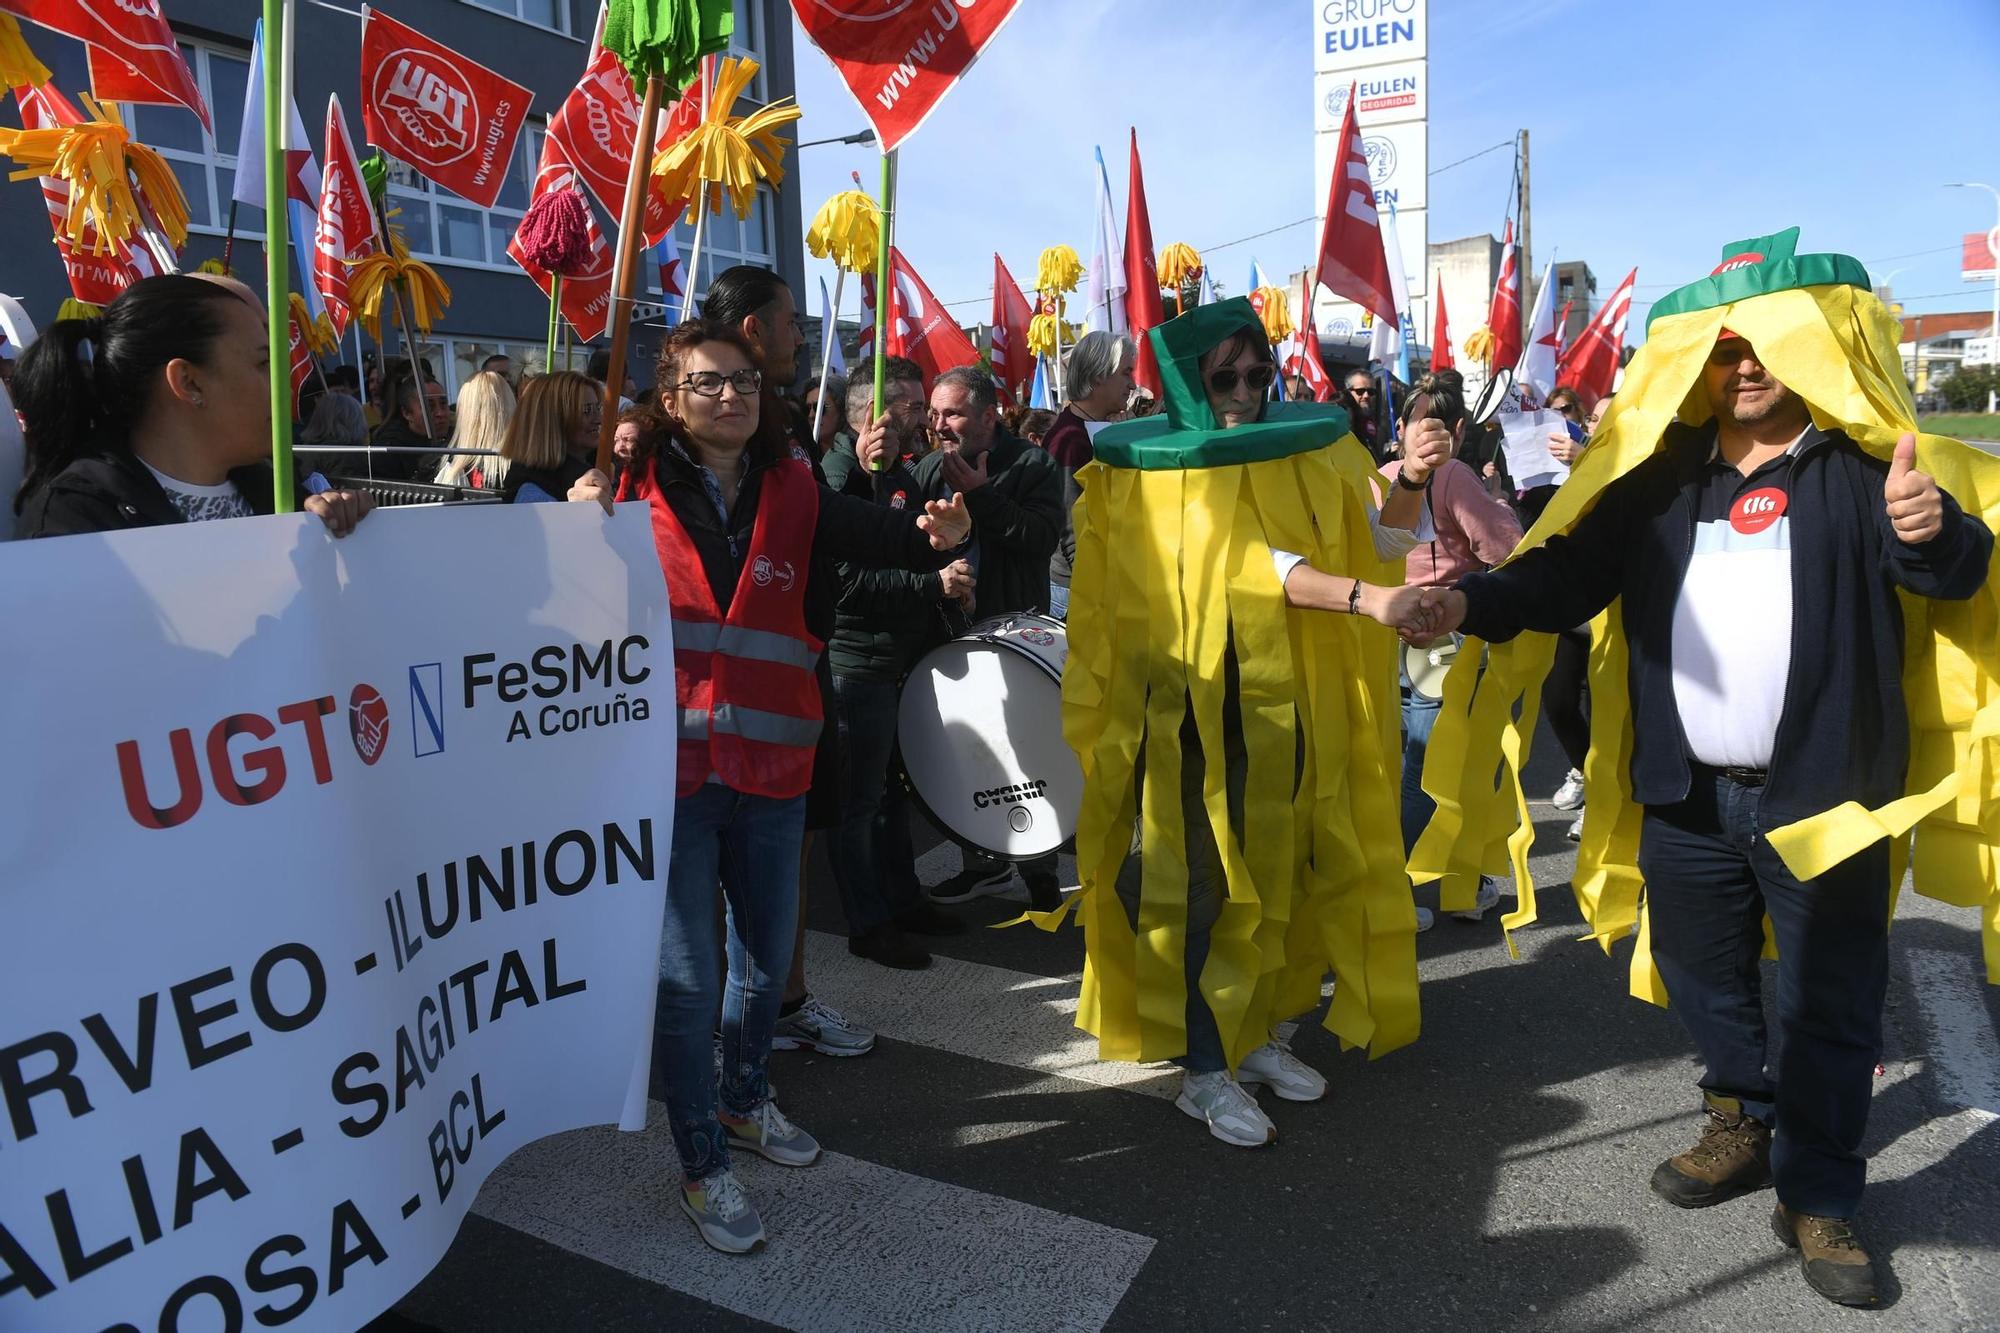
[1405,322,1990,1306]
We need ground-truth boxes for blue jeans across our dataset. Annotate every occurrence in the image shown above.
[1049,581,1069,620]
[1638,768,1892,1217]
[829,673,924,935]
[657,784,806,1182]
[1399,684,1441,856]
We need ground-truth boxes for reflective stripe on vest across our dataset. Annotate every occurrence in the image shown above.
[631,454,824,798]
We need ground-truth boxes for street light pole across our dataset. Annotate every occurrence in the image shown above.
[796,128,878,150]
[1947,182,2000,413]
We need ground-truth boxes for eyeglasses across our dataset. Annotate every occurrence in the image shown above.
[1348,386,1374,397]
[1207,363,1275,395]
[677,369,763,398]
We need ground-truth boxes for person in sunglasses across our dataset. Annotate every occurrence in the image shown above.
[1057,298,1441,1150]
[568,321,971,1254]
[1343,369,1383,458]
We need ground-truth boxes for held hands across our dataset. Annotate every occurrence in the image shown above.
[919,491,972,550]
[1884,433,1944,545]
[303,489,374,537]
[938,558,977,611]
[1401,416,1453,484]
[1359,584,1468,643]
[856,411,895,472]
[940,447,992,492]
[568,468,615,514]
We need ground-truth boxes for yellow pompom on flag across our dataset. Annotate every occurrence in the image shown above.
[1462,325,1497,367]
[805,189,880,275]
[1027,311,1063,359]
[0,96,189,254]
[286,293,338,358]
[1250,285,1293,344]
[1036,244,1085,296]
[194,258,233,277]
[56,298,101,323]
[651,56,803,223]
[0,15,51,89]
[346,228,452,343]
[1157,241,1202,291]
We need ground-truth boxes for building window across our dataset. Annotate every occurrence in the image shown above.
[642,187,778,315]
[459,0,576,37]
[374,334,564,400]
[124,40,267,237]
[382,126,542,274]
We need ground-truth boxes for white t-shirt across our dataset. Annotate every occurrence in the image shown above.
[142,459,256,524]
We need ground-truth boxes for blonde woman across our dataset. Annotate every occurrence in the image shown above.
[499,370,603,503]
[435,370,515,489]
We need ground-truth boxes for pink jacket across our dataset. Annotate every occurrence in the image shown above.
[1378,457,1524,587]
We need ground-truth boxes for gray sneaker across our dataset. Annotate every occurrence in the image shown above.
[771,996,876,1056]
[680,1170,764,1254]
[722,1099,822,1167]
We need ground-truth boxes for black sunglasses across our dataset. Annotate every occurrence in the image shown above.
[1208,363,1276,395]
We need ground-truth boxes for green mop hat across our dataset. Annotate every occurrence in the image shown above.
[1645,226,1871,331]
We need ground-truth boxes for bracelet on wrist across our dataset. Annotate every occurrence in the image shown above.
[1396,468,1432,492]
[1347,579,1362,615]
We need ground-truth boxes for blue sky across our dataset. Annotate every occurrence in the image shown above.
[786,0,2000,343]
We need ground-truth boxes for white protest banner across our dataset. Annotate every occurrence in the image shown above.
[1497,408,1573,489]
[0,503,674,1331]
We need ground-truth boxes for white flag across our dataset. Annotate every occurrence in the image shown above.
[1517,260,1562,404]
[1370,204,1412,367]
[233,19,326,322]
[1085,146,1127,334]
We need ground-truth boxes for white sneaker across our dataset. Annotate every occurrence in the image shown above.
[1237,1038,1328,1102]
[680,1170,764,1254]
[1175,1070,1277,1148]
[1552,768,1586,811]
[1451,877,1503,922]
[771,996,876,1056]
[1414,904,1435,932]
[721,1099,821,1167]
[1566,815,1583,842]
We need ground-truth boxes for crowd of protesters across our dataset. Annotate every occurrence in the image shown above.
[6,261,1940,1310]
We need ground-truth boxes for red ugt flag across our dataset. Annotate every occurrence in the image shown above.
[1485,220,1522,373]
[1430,274,1454,371]
[1557,266,1636,405]
[859,246,981,390]
[545,41,704,248]
[989,254,1033,406]
[791,0,1022,153]
[1312,84,1396,324]
[506,147,616,343]
[315,95,379,341]
[3,0,211,131]
[360,6,533,209]
[15,81,162,306]
[1123,129,1165,397]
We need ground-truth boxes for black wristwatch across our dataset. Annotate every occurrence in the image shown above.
[1396,468,1432,492]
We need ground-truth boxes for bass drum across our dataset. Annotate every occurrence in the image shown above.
[898,613,1083,861]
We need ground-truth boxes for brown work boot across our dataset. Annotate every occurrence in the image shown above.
[1772,1204,1879,1306]
[1648,1093,1772,1208]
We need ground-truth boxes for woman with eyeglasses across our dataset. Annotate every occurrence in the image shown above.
[567,321,970,1254]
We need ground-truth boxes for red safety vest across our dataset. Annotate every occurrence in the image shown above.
[624,455,825,797]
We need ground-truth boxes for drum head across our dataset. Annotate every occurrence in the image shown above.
[899,625,1082,860]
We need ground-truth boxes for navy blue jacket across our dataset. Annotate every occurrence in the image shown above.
[1459,422,1992,827]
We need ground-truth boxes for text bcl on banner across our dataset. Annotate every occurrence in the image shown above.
[790,0,1023,153]
[0,505,675,1331]
[360,6,534,209]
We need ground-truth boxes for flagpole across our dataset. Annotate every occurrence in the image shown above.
[222,200,240,275]
[546,274,562,373]
[868,148,895,472]
[811,267,843,443]
[264,0,294,508]
[594,68,665,475]
[676,57,715,324]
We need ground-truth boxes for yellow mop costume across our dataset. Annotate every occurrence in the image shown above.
[1410,229,2000,997]
[1047,299,1420,1068]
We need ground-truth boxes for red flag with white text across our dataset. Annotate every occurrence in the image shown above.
[1557,266,1636,406]
[507,145,616,343]
[1430,275,1453,371]
[359,6,533,209]
[990,254,1033,406]
[1312,85,1396,323]
[790,0,1022,153]
[315,94,378,341]
[1123,129,1165,397]
[15,81,162,306]
[1485,221,1522,373]
[287,309,316,415]
[1282,302,1333,402]
[858,247,981,389]
[545,40,704,248]
[3,0,211,131]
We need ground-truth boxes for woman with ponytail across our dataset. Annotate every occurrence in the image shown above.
[13,274,372,539]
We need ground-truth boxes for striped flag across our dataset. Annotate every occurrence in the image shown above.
[15,81,162,306]
[313,94,377,340]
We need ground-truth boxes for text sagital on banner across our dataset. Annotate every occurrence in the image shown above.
[0,505,675,1331]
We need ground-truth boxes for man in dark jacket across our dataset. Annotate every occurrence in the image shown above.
[1412,285,1991,1306]
[915,365,1066,909]
[821,360,970,968]
[371,365,449,481]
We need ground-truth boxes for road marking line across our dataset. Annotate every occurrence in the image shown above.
[1906,946,2000,1123]
[473,1111,1156,1333]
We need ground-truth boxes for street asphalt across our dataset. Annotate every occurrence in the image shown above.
[381,720,2000,1333]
